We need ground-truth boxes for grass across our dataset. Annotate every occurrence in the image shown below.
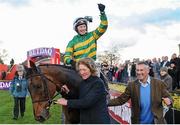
[0,90,62,124]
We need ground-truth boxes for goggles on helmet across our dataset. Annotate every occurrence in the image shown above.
[73,18,88,32]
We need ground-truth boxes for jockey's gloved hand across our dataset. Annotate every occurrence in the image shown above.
[98,3,105,14]
[70,60,76,69]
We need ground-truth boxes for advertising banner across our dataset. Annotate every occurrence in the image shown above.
[0,81,12,90]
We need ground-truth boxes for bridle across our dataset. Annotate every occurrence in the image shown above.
[27,66,61,108]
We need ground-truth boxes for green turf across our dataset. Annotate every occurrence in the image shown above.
[0,90,62,124]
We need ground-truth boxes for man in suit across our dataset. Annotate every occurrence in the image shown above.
[108,61,172,124]
[161,56,170,67]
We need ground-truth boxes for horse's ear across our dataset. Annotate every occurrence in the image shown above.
[23,64,28,71]
[29,60,38,73]
[23,65,31,78]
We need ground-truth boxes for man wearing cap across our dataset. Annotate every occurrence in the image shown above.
[9,64,28,120]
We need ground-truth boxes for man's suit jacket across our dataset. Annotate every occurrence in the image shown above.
[108,77,172,124]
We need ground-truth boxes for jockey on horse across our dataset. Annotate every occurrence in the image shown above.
[64,3,109,91]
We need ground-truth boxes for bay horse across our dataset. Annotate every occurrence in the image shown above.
[25,61,82,123]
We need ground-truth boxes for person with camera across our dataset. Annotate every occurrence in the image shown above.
[9,64,28,120]
[64,3,108,67]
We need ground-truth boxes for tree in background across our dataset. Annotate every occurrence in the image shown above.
[97,39,137,65]
[98,51,121,65]
[0,58,4,64]
[0,49,8,64]
[97,44,122,65]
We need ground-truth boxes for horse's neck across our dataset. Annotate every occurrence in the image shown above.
[40,64,74,70]
[41,65,82,89]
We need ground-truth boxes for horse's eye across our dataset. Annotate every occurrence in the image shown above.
[33,84,42,89]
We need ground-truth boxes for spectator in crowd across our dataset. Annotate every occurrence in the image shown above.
[160,67,173,91]
[122,63,129,83]
[108,61,172,124]
[1,70,6,80]
[117,64,124,83]
[170,53,180,89]
[9,64,28,120]
[168,61,177,90]
[107,65,114,82]
[152,57,161,79]
[10,58,15,68]
[130,62,136,81]
[113,64,119,82]
[161,56,170,68]
[146,59,154,77]
[56,57,110,124]
[101,61,109,77]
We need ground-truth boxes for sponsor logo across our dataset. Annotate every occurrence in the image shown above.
[27,48,54,57]
[0,81,12,90]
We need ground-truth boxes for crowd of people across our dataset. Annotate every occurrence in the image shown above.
[101,53,180,91]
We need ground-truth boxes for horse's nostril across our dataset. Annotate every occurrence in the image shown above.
[37,116,45,122]
[41,109,49,119]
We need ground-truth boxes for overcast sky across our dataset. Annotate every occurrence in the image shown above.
[0,0,180,64]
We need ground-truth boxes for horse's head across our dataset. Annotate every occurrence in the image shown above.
[24,61,82,123]
[25,61,57,122]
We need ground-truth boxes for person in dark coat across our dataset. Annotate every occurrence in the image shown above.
[130,62,136,81]
[161,56,170,67]
[56,57,110,124]
[170,53,180,89]
[1,70,6,80]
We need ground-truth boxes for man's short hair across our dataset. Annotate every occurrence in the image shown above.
[137,61,149,66]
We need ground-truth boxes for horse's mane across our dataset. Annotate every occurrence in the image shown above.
[39,64,73,70]
[38,64,82,89]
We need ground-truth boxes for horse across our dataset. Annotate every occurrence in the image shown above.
[25,61,82,123]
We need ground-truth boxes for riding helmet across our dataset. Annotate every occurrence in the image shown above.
[73,17,88,33]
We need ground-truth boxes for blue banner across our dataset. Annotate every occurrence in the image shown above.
[0,81,12,90]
